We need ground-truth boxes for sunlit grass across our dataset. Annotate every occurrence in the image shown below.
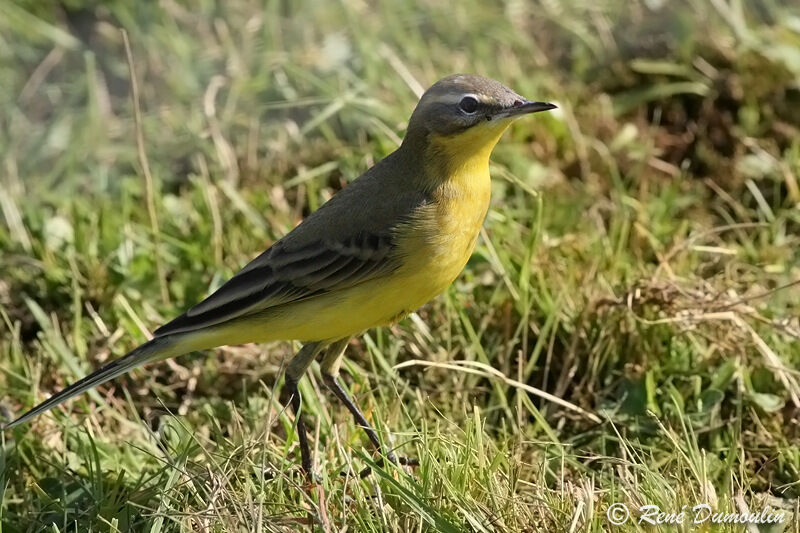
[1,1,799,531]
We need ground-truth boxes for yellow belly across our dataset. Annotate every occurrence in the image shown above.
[208,176,491,344]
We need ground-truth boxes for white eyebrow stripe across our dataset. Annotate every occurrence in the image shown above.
[427,92,483,106]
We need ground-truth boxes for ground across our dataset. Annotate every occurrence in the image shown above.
[1,1,799,531]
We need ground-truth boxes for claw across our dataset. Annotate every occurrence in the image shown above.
[359,454,419,478]
[288,465,323,485]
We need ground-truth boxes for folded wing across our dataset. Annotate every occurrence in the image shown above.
[154,231,398,337]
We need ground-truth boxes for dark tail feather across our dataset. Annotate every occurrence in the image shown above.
[3,336,176,430]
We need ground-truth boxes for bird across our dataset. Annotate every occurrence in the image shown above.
[4,74,555,477]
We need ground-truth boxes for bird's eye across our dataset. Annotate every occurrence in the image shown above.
[458,95,479,114]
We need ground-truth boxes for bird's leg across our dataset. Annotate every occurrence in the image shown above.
[319,339,418,475]
[285,341,325,479]
[320,339,389,457]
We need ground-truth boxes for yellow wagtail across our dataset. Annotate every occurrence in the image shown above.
[5,74,555,475]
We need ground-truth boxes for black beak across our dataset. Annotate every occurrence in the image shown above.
[493,100,557,120]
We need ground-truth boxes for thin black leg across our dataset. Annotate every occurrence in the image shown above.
[286,375,313,475]
[322,373,396,461]
[321,373,418,477]
[284,342,324,480]
[318,339,417,476]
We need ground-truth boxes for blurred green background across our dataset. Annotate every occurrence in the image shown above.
[1,1,799,531]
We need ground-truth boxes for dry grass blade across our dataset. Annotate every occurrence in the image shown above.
[394,359,602,423]
[121,29,170,305]
[3,1,800,530]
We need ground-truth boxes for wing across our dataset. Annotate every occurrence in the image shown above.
[154,231,399,337]
[154,150,430,338]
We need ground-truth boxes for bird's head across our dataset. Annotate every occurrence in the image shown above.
[403,74,555,165]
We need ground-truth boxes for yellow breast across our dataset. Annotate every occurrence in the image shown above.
[230,121,509,343]
[390,137,495,315]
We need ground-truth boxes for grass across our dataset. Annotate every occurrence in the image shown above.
[1,0,799,531]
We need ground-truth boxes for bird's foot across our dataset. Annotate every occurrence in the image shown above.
[284,465,323,485]
[358,451,419,478]
[304,469,323,485]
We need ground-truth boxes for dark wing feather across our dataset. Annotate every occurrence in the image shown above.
[155,148,432,338]
[153,232,398,337]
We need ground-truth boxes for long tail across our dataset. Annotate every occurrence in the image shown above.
[3,335,185,430]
